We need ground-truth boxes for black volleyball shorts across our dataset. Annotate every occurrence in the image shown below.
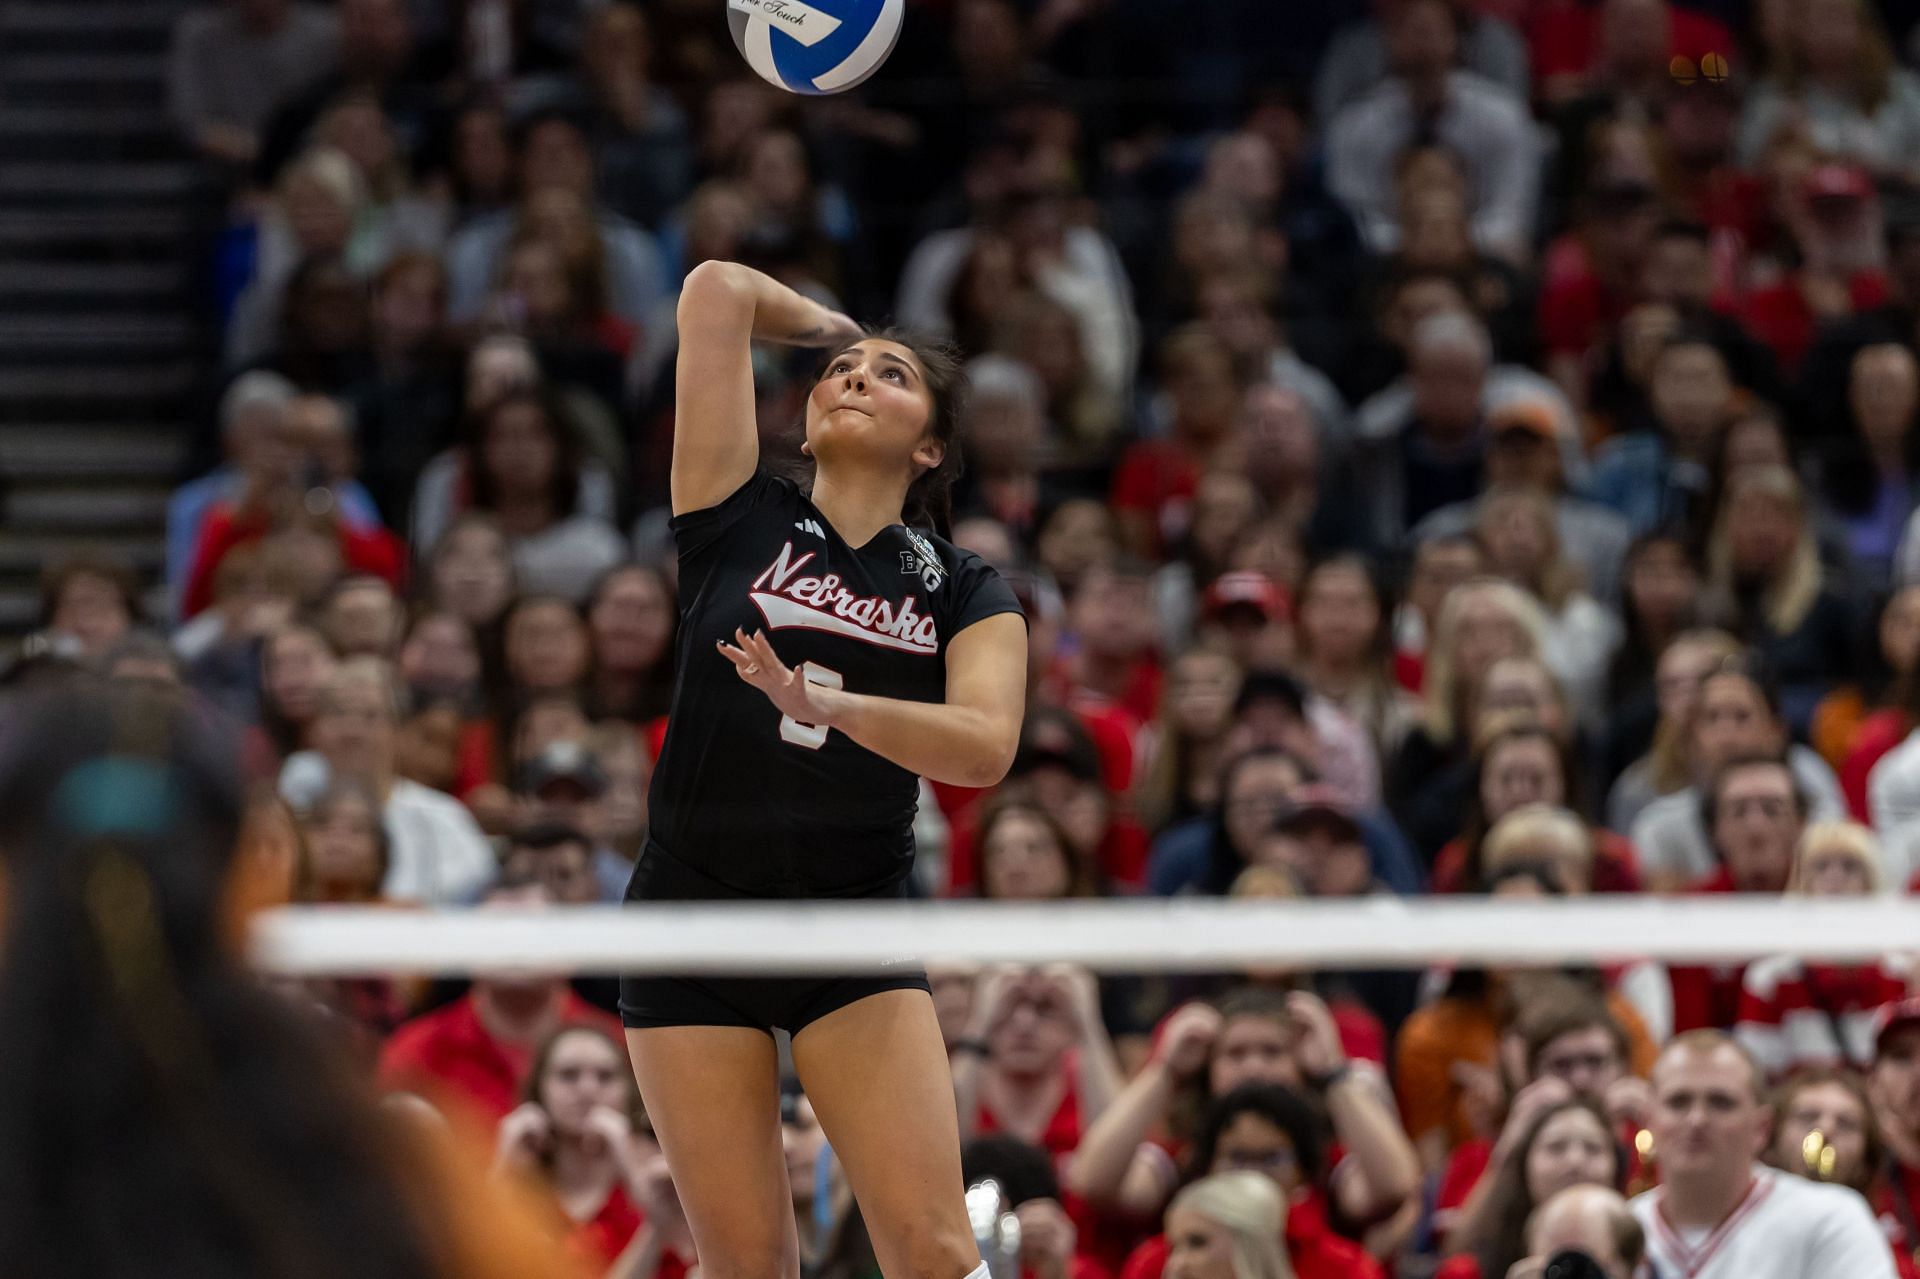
[617,842,930,1036]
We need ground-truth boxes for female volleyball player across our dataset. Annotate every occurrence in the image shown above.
[621,260,1028,1279]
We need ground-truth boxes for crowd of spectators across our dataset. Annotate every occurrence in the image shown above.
[26,0,1920,1273]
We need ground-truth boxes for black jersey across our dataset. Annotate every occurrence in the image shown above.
[644,469,1023,897]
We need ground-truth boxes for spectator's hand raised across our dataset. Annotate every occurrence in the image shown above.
[1286,991,1347,1080]
[493,1102,552,1174]
[964,964,1031,1042]
[1041,963,1104,1039]
[1492,1076,1573,1163]
[581,1104,633,1163]
[1603,1075,1654,1132]
[1015,1197,1078,1279]
[1154,1001,1223,1079]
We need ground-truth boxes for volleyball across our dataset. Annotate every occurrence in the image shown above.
[727,0,904,96]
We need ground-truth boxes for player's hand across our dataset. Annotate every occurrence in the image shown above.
[1153,1002,1223,1079]
[719,629,840,728]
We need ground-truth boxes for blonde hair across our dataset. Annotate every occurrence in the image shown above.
[1705,466,1822,636]
[1789,820,1885,896]
[1229,864,1300,899]
[1648,630,1746,794]
[1483,804,1594,887]
[1168,1172,1296,1279]
[279,146,365,217]
[1476,487,1583,611]
[1777,0,1896,109]
[1422,577,1548,746]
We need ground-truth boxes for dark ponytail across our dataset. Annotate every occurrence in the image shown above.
[0,678,445,1279]
[809,326,968,540]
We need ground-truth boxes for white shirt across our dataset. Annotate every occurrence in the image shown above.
[1868,726,1920,887]
[1632,1165,1895,1279]
[381,779,497,906]
[1630,746,1845,885]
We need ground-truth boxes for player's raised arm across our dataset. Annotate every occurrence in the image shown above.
[670,261,862,516]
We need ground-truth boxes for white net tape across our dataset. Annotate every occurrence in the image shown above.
[251,897,1920,975]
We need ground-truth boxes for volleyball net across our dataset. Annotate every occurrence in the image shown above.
[251,896,1920,976]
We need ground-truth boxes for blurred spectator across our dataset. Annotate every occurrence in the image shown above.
[1698,466,1856,735]
[1821,344,1920,588]
[1507,1184,1644,1279]
[490,1025,683,1273]
[37,555,140,663]
[1631,1031,1896,1277]
[1737,0,1920,181]
[1873,1001,1920,1260]
[953,964,1124,1167]
[1111,329,1243,558]
[445,110,669,328]
[1326,0,1540,258]
[1412,399,1633,607]
[1138,648,1243,833]
[168,0,339,170]
[411,391,624,602]
[584,563,675,723]
[283,657,494,904]
[377,877,621,1128]
[1295,556,1417,765]
[1316,0,1529,122]
[1831,586,1920,815]
[1586,333,1734,535]
[1388,577,1547,860]
[1434,1096,1624,1279]
[1606,628,1743,834]
[1116,1087,1391,1278]
[1736,822,1911,1076]
[1073,989,1419,1260]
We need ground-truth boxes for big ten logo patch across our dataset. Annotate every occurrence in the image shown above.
[901,531,946,592]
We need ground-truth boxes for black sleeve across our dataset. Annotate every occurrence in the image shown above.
[941,550,1025,645]
[670,470,795,594]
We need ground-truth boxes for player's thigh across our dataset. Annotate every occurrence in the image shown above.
[625,1025,798,1278]
[790,989,978,1279]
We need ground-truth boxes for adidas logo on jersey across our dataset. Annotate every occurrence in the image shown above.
[794,518,826,538]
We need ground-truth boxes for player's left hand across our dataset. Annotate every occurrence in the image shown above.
[719,628,838,727]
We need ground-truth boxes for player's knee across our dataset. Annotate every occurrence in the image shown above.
[871,1210,977,1279]
[692,1228,798,1279]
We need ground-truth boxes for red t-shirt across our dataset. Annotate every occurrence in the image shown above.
[1737,271,1889,375]
[1843,710,1912,821]
[1110,440,1202,557]
[1526,1,1734,86]
[1667,868,1752,1032]
[182,501,406,618]
[555,1183,692,1279]
[1117,1190,1383,1279]
[376,992,623,1129]
[1876,1161,1920,1279]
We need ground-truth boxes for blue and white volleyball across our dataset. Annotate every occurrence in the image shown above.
[727,0,904,96]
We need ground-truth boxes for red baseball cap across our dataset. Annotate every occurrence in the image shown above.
[1874,997,1920,1055]
[1203,571,1290,623]
[1805,163,1873,203]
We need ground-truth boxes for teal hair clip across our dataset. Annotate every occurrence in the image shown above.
[50,756,179,841]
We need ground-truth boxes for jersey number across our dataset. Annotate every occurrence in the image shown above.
[779,662,844,750]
